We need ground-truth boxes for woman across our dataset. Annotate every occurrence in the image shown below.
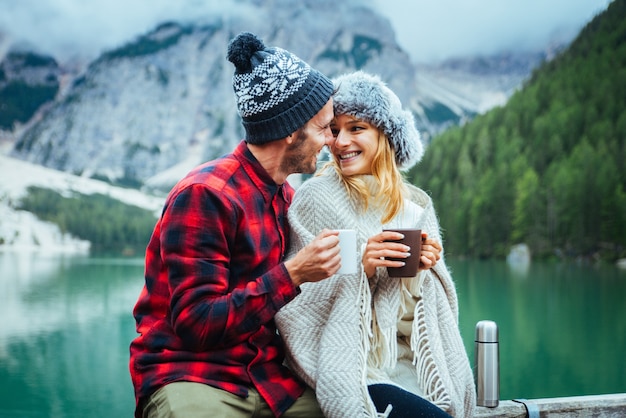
[275,71,476,418]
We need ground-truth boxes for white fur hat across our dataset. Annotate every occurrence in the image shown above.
[332,71,423,169]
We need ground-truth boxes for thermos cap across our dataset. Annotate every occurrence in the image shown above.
[475,320,498,342]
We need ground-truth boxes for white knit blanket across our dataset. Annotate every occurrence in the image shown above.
[276,172,476,417]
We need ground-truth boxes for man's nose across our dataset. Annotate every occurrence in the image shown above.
[325,129,336,146]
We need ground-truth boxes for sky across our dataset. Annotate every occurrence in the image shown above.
[0,0,613,64]
[373,0,612,62]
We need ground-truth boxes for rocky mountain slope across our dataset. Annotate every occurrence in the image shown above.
[1,1,550,193]
[0,0,557,251]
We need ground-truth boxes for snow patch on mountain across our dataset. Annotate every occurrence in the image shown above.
[0,154,164,253]
[0,203,91,253]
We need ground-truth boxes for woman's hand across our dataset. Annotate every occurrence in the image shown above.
[419,233,442,270]
[362,230,411,278]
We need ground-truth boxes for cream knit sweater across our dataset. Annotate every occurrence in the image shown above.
[276,171,476,418]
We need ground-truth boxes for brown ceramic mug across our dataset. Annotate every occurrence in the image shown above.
[383,228,422,277]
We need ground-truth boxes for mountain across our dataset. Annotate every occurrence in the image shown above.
[6,3,414,192]
[408,0,626,261]
[414,49,554,136]
[0,0,566,253]
[1,1,549,193]
[0,153,163,252]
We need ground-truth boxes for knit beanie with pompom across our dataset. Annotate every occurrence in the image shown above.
[227,32,334,144]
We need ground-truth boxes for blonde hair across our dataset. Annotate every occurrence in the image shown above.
[319,130,407,224]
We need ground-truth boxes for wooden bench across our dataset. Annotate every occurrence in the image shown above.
[474,393,626,417]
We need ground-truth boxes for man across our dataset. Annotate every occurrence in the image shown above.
[129,32,341,418]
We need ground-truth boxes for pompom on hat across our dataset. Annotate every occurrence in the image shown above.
[227,32,334,144]
[332,71,423,169]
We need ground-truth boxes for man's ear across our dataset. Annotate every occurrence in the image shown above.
[284,133,295,145]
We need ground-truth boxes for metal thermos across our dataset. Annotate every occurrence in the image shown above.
[475,320,499,407]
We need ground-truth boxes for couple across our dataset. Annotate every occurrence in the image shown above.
[129,32,475,418]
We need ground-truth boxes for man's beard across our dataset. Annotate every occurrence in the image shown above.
[281,128,317,175]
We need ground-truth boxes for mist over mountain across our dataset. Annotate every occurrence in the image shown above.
[1,1,555,193]
[408,0,626,260]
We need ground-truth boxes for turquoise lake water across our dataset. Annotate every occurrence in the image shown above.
[0,252,624,417]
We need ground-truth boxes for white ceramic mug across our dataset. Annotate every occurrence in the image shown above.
[336,229,358,274]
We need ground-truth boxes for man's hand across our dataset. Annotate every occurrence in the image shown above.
[285,229,341,286]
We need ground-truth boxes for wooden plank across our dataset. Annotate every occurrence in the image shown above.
[474,393,626,417]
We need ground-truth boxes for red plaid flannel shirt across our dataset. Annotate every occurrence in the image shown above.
[129,141,304,417]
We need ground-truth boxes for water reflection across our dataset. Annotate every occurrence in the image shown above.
[452,258,626,400]
[0,252,143,344]
[0,251,145,418]
[1,252,625,418]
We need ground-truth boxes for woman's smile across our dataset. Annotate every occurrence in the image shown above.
[331,114,379,176]
[339,151,361,160]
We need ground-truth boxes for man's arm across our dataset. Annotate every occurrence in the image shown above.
[161,184,299,350]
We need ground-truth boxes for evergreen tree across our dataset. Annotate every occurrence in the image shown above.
[409,0,626,260]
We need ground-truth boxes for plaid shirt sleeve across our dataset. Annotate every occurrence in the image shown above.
[161,182,297,350]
